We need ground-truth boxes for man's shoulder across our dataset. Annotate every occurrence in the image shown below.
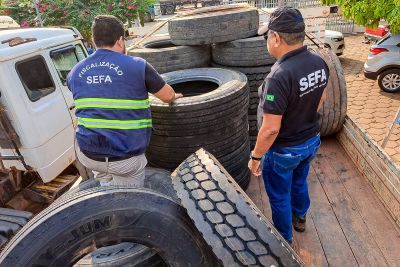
[118,54,146,66]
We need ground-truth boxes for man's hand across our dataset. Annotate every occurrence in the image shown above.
[154,84,182,104]
[249,159,262,176]
[174,93,183,101]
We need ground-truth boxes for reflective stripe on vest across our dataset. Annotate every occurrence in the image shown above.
[75,98,150,110]
[77,117,152,130]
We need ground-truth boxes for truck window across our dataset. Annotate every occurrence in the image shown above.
[51,44,86,85]
[16,56,55,102]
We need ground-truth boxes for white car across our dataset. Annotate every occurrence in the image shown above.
[324,30,345,56]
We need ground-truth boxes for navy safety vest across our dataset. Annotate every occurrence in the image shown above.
[67,49,151,157]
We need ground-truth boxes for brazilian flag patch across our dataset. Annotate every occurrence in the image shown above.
[266,94,275,102]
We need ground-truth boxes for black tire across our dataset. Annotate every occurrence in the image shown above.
[128,36,210,74]
[66,169,176,267]
[310,48,347,136]
[212,36,275,67]
[148,68,250,187]
[172,149,304,266]
[378,69,400,93]
[168,6,259,45]
[74,242,164,267]
[211,63,271,149]
[0,188,219,267]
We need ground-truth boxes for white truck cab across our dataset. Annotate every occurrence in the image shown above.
[0,23,87,182]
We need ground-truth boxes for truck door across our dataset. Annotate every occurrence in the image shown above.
[47,43,87,124]
[1,53,76,182]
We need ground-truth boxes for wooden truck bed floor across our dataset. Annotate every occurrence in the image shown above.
[246,137,400,267]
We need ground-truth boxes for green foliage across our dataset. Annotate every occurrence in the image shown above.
[0,0,157,39]
[322,0,400,33]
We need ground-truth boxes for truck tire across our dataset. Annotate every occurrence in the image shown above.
[211,63,272,149]
[0,188,219,267]
[310,48,347,136]
[168,6,259,45]
[74,242,164,267]
[147,68,250,188]
[172,149,304,267]
[61,169,177,267]
[128,36,210,74]
[212,36,275,67]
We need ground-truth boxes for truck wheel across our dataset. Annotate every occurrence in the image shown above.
[212,36,276,67]
[147,68,251,189]
[378,69,400,93]
[211,63,272,149]
[310,48,347,136]
[0,188,219,267]
[128,35,210,74]
[172,149,304,267]
[169,6,259,45]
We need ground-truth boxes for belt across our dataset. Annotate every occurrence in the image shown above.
[83,153,132,162]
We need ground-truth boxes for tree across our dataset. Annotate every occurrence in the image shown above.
[322,0,400,33]
[0,0,156,39]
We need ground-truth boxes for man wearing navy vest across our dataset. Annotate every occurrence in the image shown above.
[67,15,182,187]
[249,7,329,248]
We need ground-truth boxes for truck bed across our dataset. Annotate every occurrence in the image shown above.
[246,137,400,266]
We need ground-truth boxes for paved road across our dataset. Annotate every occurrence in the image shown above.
[340,34,400,164]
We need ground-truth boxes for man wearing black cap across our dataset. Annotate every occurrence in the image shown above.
[249,7,329,245]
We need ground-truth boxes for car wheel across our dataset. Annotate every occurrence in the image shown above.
[378,69,400,93]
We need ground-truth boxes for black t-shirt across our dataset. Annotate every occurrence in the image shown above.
[257,46,329,148]
[145,62,166,94]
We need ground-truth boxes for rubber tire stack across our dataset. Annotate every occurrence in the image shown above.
[128,35,210,74]
[211,35,276,149]
[147,68,251,189]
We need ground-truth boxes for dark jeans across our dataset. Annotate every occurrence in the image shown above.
[262,134,321,242]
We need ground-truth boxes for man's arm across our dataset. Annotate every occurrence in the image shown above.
[153,84,182,104]
[250,114,282,176]
[317,89,326,112]
[253,114,282,158]
[145,62,182,103]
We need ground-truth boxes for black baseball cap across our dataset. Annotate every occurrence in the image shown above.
[258,7,305,35]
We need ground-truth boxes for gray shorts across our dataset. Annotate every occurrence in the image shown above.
[75,142,147,187]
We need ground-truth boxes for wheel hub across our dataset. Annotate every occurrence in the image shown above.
[382,73,400,90]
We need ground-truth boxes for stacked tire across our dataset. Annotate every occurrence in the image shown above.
[128,35,210,74]
[147,68,251,189]
[141,5,261,189]
[211,35,276,149]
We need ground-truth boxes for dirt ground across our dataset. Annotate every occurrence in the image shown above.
[340,34,400,164]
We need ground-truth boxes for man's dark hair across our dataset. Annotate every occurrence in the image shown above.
[92,15,124,48]
[269,30,305,45]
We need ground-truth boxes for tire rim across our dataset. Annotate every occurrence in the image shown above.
[382,73,400,91]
